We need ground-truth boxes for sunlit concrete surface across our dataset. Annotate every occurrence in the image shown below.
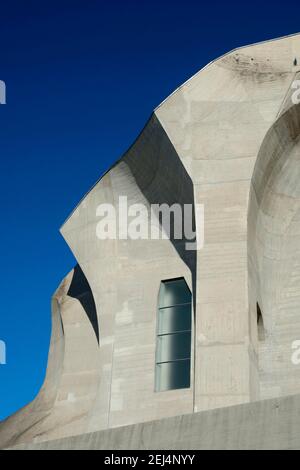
[2,33,300,449]
[9,393,300,450]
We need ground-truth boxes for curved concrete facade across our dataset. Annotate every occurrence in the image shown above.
[248,104,300,399]
[2,33,300,448]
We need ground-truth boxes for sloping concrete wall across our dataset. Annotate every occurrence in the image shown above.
[10,392,300,450]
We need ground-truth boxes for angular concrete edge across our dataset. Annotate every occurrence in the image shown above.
[9,392,300,450]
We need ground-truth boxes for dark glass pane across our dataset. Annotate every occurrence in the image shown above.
[156,331,191,363]
[158,304,191,335]
[155,360,190,391]
[159,279,191,308]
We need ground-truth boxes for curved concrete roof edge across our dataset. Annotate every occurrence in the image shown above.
[154,31,300,112]
[59,31,300,233]
[59,113,155,233]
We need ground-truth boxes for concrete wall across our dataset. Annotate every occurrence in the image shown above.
[248,104,300,399]
[155,34,300,410]
[2,34,300,449]
[10,392,300,450]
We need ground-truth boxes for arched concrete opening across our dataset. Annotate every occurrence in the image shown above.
[248,104,300,399]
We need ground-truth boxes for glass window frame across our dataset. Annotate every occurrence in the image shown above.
[155,277,192,392]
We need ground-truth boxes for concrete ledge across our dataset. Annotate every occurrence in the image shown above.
[8,392,300,450]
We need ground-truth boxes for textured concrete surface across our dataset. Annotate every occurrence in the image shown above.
[9,392,300,450]
[2,33,300,449]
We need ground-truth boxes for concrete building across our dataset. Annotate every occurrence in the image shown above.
[2,33,300,450]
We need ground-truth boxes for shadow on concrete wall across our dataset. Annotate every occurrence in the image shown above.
[68,264,99,344]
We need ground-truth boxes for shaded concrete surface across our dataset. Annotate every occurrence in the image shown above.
[9,393,300,450]
[67,264,99,344]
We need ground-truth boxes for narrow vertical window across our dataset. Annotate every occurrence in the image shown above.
[155,278,192,392]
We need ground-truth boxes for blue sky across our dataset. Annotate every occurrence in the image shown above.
[0,0,299,420]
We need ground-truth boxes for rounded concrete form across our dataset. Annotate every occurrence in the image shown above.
[2,33,300,448]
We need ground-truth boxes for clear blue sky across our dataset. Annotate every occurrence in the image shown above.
[0,0,299,420]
